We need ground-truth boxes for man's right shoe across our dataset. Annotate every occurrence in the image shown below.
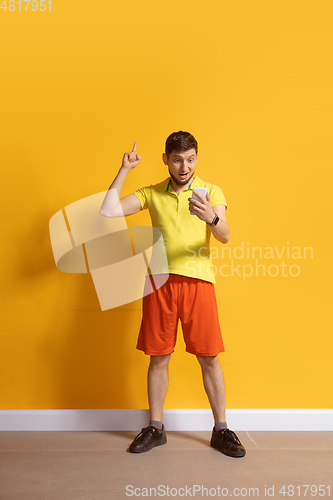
[129,425,167,453]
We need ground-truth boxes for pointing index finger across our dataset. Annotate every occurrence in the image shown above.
[132,141,137,152]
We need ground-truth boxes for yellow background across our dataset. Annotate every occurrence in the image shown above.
[0,0,332,410]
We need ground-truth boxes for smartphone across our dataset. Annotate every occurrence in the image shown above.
[191,187,207,215]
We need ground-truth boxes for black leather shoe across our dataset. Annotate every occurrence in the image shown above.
[210,427,246,458]
[129,425,167,453]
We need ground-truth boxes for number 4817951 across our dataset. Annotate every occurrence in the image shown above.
[0,0,52,11]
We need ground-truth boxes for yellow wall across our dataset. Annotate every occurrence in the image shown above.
[1,0,332,410]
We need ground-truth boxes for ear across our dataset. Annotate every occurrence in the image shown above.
[162,153,168,165]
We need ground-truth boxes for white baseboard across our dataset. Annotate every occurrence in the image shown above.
[0,409,332,431]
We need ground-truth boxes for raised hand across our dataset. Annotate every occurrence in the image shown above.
[121,141,142,170]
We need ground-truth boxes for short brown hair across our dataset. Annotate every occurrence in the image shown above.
[165,131,198,157]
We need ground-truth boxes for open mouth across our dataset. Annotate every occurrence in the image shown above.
[179,172,189,178]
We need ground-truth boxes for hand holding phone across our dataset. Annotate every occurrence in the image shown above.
[190,188,207,215]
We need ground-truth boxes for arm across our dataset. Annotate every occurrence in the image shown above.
[99,141,143,217]
[188,190,230,244]
[209,204,230,244]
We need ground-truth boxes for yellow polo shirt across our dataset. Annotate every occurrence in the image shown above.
[134,175,227,284]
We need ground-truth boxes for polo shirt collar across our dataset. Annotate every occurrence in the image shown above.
[162,175,205,193]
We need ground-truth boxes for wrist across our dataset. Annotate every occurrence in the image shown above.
[119,166,130,175]
[206,213,219,226]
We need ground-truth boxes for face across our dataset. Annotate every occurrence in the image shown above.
[162,148,198,187]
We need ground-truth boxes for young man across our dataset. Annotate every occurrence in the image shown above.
[100,131,246,458]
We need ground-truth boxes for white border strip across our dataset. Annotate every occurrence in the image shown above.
[0,409,332,431]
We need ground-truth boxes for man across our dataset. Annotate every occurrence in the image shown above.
[100,131,246,458]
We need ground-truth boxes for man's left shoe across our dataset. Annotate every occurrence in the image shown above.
[210,427,246,458]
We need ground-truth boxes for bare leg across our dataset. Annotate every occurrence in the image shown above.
[148,353,172,421]
[197,355,226,423]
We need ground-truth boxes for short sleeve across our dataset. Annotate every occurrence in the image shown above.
[209,184,228,209]
[134,186,149,210]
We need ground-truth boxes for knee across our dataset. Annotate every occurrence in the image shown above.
[196,355,219,370]
[149,353,172,368]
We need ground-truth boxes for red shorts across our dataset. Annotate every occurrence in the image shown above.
[136,273,225,356]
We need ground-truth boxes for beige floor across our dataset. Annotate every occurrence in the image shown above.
[0,431,332,499]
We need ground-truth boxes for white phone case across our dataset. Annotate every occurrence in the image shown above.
[191,187,207,215]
